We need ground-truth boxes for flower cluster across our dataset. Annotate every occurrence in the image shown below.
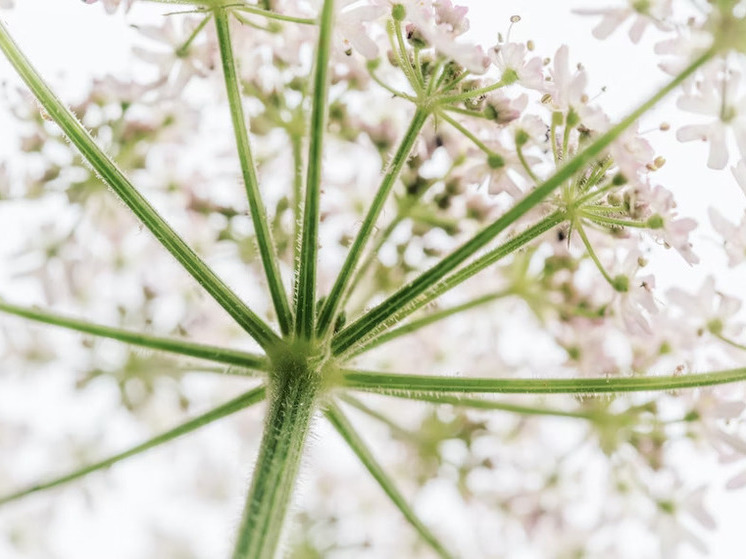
[1,1,746,558]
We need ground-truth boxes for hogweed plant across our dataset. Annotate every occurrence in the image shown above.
[3,0,746,557]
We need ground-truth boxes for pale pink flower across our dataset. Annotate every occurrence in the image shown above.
[610,250,658,336]
[82,0,134,13]
[401,2,490,73]
[668,276,742,340]
[336,0,386,59]
[676,69,746,170]
[132,17,217,96]
[644,184,698,265]
[546,45,609,131]
[489,42,544,90]
[574,0,672,43]
[462,141,534,197]
[653,484,715,559]
[609,123,655,180]
[655,30,715,86]
[709,207,746,266]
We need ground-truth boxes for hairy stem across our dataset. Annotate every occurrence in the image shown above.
[0,21,281,352]
[232,358,319,559]
[215,8,293,336]
[337,211,565,357]
[316,108,429,338]
[0,300,268,371]
[341,366,746,394]
[325,403,454,559]
[295,0,335,339]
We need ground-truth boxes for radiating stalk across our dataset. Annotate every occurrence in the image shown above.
[377,391,596,420]
[215,8,293,336]
[331,47,716,354]
[336,211,564,356]
[325,403,454,559]
[0,386,266,506]
[295,0,335,339]
[232,358,319,559]
[341,366,746,394]
[349,289,512,357]
[0,300,268,371]
[0,21,281,352]
[315,109,429,338]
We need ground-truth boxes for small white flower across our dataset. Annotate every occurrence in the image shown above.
[546,45,609,131]
[709,207,746,267]
[132,17,216,96]
[336,0,386,59]
[82,0,134,13]
[489,42,544,91]
[574,0,672,44]
[676,69,746,170]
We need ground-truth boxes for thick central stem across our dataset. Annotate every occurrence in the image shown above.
[232,351,320,559]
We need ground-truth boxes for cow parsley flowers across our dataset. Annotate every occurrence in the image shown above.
[0,1,746,558]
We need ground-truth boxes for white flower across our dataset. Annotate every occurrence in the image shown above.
[611,250,658,336]
[546,45,609,132]
[676,69,746,170]
[132,17,216,96]
[82,0,134,13]
[336,0,386,59]
[400,1,490,73]
[709,207,746,266]
[668,276,742,341]
[489,42,544,90]
[609,123,655,180]
[573,0,672,43]
[623,182,699,264]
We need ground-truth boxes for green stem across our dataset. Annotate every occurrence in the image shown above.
[516,142,539,182]
[344,213,405,306]
[215,9,293,336]
[437,77,510,105]
[231,3,316,25]
[331,47,715,354]
[381,391,596,420]
[176,13,212,57]
[325,403,454,559]
[339,394,417,441]
[0,300,269,371]
[232,363,319,559]
[369,69,417,101]
[575,222,615,286]
[0,21,281,352]
[580,212,649,229]
[438,110,493,155]
[390,20,422,96]
[714,332,746,352]
[335,212,565,356]
[341,365,746,394]
[295,0,335,339]
[291,134,305,275]
[351,289,512,356]
[442,105,490,119]
[316,109,429,338]
[0,386,266,507]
